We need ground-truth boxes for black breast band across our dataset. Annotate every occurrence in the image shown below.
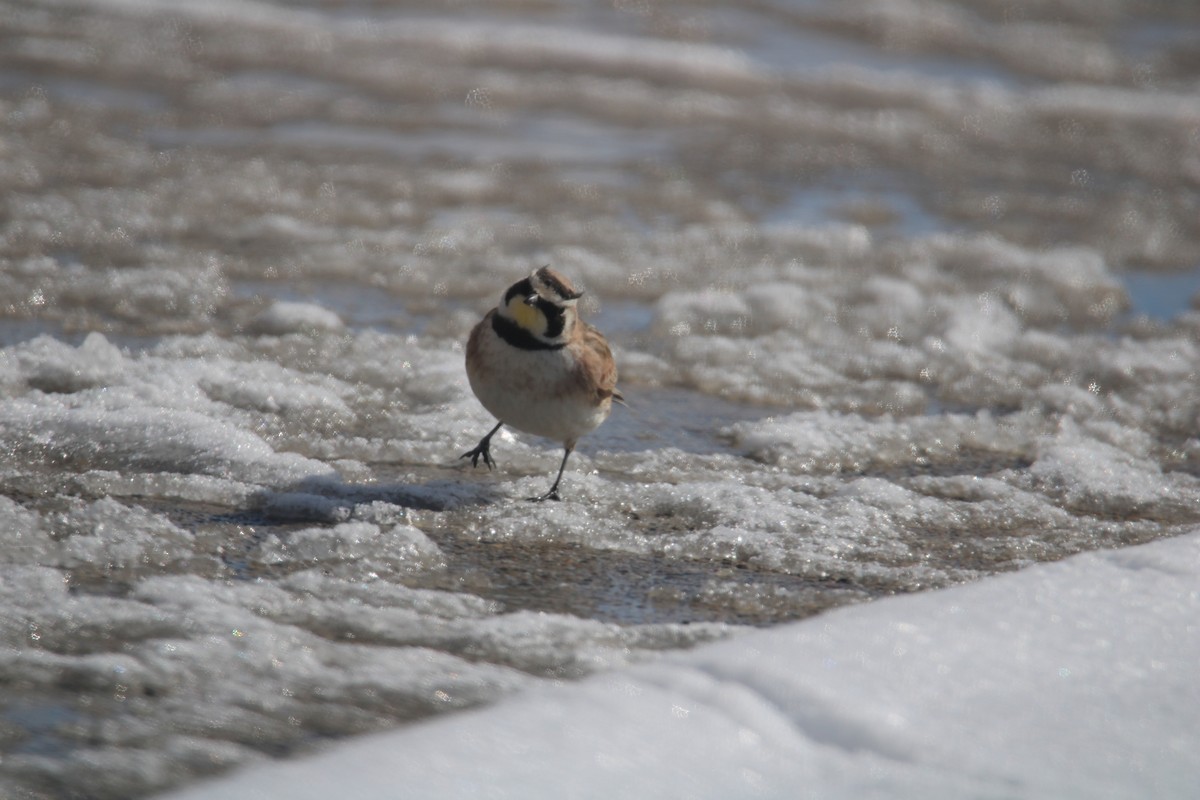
[492,313,565,351]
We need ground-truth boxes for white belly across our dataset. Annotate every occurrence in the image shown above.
[467,326,611,445]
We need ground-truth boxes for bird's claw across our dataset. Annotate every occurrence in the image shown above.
[460,443,495,470]
[527,486,562,502]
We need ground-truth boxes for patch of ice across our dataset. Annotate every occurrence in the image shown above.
[52,497,196,571]
[1027,421,1172,515]
[248,301,345,336]
[251,521,446,575]
[727,410,1037,474]
[196,361,354,422]
[0,398,333,486]
[1030,83,1200,126]
[0,496,54,565]
[10,331,127,393]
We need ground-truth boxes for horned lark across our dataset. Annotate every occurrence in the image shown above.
[461,266,621,501]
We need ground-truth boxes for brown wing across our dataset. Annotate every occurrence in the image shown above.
[464,311,491,379]
[574,322,621,405]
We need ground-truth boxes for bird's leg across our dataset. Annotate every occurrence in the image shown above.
[460,421,504,469]
[529,445,573,502]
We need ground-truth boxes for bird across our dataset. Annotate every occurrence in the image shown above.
[461,266,621,501]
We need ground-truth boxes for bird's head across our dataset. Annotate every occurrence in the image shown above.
[497,266,582,346]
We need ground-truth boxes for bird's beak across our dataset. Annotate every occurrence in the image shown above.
[524,294,539,306]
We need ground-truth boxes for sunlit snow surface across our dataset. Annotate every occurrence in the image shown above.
[1,0,1200,798]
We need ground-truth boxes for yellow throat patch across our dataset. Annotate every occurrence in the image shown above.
[508,296,545,336]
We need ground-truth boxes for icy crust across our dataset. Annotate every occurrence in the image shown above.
[2,252,1197,595]
[0,329,473,490]
[647,233,1148,413]
[158,531,1200,800]
[0,329,753,796]
[247,301,345,336]
[0,564,525,797]
[0,511,726,798]
[2,0,1197,342]
[0,333,337,488]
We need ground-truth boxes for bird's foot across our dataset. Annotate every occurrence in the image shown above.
[460,440,495,470]
[527,482,563,502]
[461,422,503,470]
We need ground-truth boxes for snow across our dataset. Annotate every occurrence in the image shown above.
[160,531,1200,800]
